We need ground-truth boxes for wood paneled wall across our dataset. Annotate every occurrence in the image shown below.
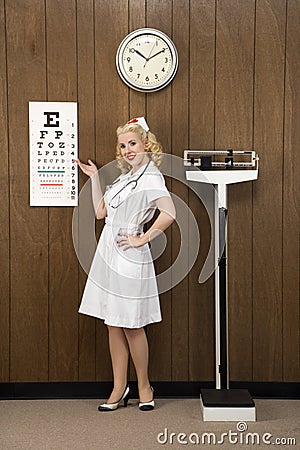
[0,0,299,383]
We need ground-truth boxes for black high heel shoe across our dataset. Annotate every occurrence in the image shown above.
[98,385,130,411]
[139,386,154,411]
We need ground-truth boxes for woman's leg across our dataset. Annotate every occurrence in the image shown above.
[123,327,153,402]
[106,325,129,403]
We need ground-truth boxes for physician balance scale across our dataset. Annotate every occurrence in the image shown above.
[184,149,259,422]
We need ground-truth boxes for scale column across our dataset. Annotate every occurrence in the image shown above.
[215,184,229,390]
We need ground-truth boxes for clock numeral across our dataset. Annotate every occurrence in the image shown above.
[155,74,159,80]
[127,57,131,62]
[145,76,149,82]
[161,67,165,72]
[129,66,133,72]
[137,73,140,78]
[129,48,135,53]
[165,57,168,63]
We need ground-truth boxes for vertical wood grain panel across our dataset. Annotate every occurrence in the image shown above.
[6,0,48,381]
[0,0,10,381]
[253,0,286,381]
[129,0,146,119]
[189,0,215,381]
[128,0,146,382]
[215,0,255,381]
[46,0,78,381]
[171,0,189,380]
[282,0,300,381]
[146,0,173,381]
[77,0,96,381]
[0,0,298,385]
[94,0,129,381]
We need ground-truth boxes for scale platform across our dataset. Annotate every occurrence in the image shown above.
[200,389,256,422]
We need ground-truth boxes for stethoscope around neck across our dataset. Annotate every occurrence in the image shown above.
[108,160,151,209]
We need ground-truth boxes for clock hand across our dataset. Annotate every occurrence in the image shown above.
[143,41,157,68]
[148,48,167,60]
[133,49,147,60]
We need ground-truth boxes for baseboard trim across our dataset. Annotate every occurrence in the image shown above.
[0,381,299,400]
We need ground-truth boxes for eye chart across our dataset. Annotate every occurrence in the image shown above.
[29,101,78,206]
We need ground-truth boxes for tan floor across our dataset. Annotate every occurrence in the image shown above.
[0,398,299,449]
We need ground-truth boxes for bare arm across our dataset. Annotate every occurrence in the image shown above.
[141,196,176,245]
[75,158,107,220]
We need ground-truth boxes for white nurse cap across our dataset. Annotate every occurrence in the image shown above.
[127,117,149,132]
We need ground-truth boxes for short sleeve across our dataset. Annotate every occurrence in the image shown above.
[143,170,171,204]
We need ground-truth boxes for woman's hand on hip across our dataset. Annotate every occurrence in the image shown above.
[116,232,146,250]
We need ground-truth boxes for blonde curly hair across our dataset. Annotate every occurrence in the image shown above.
[116,122,163,174]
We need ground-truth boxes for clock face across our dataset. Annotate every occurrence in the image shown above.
[116,28,178,92]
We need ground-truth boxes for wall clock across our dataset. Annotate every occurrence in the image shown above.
[116,28,178,93]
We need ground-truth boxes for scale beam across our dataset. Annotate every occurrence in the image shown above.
[184,150,259,185]
[184,149,259,169]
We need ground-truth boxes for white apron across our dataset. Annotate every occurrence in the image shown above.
[78,160,171,328]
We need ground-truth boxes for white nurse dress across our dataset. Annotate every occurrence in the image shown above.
[78,160,171,328]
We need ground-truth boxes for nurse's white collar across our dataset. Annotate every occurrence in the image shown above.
[128,159,154,177]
